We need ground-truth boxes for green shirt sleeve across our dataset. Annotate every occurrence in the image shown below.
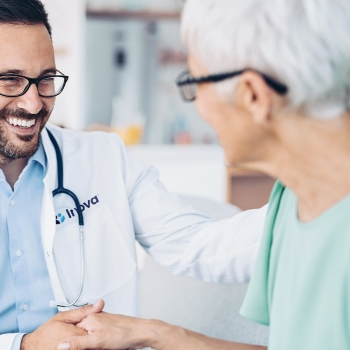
[240,181,285,326]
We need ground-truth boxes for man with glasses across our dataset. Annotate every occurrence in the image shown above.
[0,1,269,350]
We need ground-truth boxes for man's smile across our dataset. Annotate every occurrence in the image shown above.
[5,117,36,128]
[2,115,38,136]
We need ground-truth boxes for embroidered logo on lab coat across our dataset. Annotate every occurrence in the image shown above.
[55,195,100,225]
[56,213,66,225]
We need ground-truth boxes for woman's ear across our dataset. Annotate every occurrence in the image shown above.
[233,70,273,125]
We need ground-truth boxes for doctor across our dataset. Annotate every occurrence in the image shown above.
[0,1,268,350]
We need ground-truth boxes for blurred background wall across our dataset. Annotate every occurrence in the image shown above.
[41,0,275,210]
[43,0,216,144]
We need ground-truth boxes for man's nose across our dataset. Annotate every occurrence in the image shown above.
[15,83,43,115]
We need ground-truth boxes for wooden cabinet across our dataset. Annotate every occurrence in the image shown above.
[227,168,275,210]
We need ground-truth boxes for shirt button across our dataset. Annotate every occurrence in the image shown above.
[22,304,29,311]
[10,199,15,205]
[16,250,22,257]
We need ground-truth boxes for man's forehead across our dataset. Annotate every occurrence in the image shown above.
[0,23,53,51]
[0,22,50,38]
[0,24,55,75]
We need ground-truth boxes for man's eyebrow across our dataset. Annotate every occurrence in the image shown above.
[0,69,23,75]
[0,68,58,76]
[40,68,58,75]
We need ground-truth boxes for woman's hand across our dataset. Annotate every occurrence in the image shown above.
[21,301,104,350]
[57,312,159,350]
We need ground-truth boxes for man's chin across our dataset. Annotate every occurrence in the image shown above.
[17,132,36,143]
[0,109,51,160]
[1,133,41,160]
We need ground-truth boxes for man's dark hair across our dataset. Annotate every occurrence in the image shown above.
[0,0,51,37]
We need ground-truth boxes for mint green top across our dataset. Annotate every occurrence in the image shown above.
[240,181,350,349]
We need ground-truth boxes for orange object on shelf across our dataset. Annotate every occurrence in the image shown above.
[111,125,144,145]
[83,124,143,145]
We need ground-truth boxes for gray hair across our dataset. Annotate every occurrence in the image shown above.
[181,0,350,119]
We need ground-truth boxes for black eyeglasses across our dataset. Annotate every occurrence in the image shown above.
[175,69,288,102]
[0,70,69,98]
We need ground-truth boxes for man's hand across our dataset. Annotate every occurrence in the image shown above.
[20,300,105,350]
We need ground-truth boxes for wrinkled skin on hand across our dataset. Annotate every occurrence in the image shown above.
[58,303,267,350]
[60,312,147,350]
[21,301,104,350]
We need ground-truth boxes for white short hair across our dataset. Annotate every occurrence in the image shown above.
[181,0,350,119]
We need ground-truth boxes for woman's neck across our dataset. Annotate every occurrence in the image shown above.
[259,112,350,222]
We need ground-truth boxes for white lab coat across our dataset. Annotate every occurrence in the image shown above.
[1,124,268,349]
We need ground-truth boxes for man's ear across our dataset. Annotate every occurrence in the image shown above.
[233,70,273,125]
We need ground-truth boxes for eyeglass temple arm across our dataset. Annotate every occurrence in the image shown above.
[177,69,288,95]
[261,74,288,94]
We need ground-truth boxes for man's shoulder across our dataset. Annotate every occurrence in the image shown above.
[45,124,125,152]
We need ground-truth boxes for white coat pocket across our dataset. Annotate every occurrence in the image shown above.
[53,205,136,304]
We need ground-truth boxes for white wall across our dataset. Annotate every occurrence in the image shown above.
[128,145,227,202]
[41,0,86,130]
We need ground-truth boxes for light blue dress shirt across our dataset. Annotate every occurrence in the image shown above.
[0,141,58,349]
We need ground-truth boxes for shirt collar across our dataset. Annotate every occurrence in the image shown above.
[27,138,47,175]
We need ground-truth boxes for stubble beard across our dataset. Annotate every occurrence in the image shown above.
[0,107,51,160]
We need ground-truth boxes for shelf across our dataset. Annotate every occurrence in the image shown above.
[86,8,181,21]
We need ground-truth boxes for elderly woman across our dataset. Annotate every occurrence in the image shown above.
[58,0,350,349]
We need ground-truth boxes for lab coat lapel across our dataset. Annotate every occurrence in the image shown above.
[41,126,70,311]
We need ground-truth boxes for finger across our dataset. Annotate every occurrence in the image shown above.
[58,335,98,350]
[57,300,105,324]
[75,317,92,331]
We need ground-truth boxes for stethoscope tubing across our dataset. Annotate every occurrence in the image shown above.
[46,128,87,308]
[47,129,84,226]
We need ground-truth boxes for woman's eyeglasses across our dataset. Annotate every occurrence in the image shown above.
[175,69,288,102]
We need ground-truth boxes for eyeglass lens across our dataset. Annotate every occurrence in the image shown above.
[0,75,66,97]
[178,72,197,101]
[181,83,197,101]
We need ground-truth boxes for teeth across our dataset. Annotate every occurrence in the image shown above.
[5,117,35,128]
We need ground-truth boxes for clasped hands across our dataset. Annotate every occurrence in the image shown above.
[20,300,145,350]
[20,300,263,350]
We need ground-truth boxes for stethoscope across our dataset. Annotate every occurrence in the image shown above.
[47,128,87,308]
